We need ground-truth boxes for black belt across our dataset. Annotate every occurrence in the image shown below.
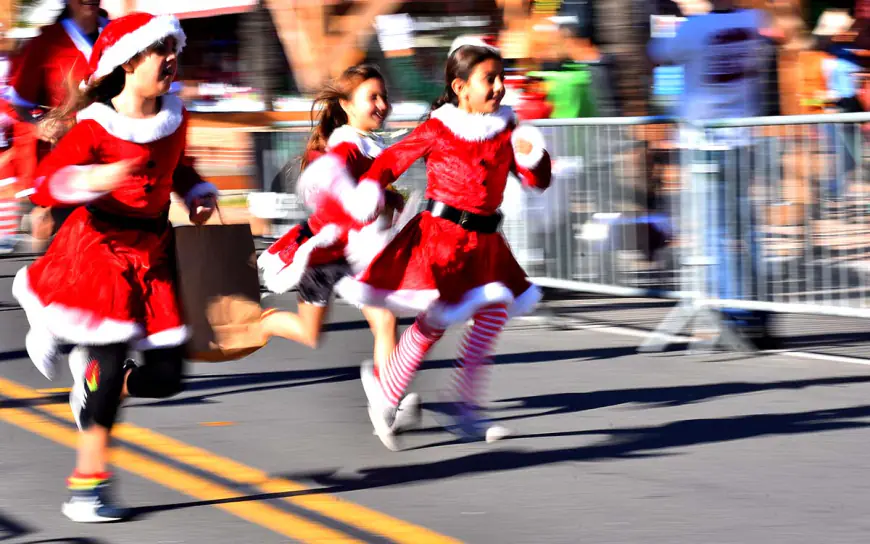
[297,220,314,240]
[87,205,169,234]
[426,200,502,234]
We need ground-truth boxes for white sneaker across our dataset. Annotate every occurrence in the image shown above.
[25,327,59,380]
[360,360,399,451]
[437,398,512,444]
[68,347,91,431]
[62,479,131,523]
[392,392,422,433]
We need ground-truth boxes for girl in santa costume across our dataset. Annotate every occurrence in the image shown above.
[7,0,111,241]
[257,64,421,432]
[335,38,552,451]
[11,13,217,522]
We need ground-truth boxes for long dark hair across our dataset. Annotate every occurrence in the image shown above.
[46,65,125,125]
[302,64,387,169]
[427,45,503,119]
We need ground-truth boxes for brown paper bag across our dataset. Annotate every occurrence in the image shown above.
[174,222,267,362]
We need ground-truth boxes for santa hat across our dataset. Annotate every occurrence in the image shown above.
[83,12,186,86]
[448,35,500,57]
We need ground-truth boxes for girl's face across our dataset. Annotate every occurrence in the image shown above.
[342,77,390,132]
[126,37,178,99]
[69,0,101,23]
[453,58,505,114]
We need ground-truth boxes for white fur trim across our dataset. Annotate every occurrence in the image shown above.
[134,325,190,351]
[77,94,184,143]
[341,179,384,223]
[257,247,286,279]
[296,153,352,208]
[92,15,187,82]
[183,181,217,210]
[334,276,439,316]
[262,224,342,294]
[327,125,383,158]
[42,166,108,205]
[334,278,541,327]
[512,124,546,169]
[345,215,393,275]
[430,104,515,141]
[12,267,143,345]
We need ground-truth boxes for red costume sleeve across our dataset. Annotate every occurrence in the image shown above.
[30,121,101,208]
[361,120,436,189]
[297,140,383,224]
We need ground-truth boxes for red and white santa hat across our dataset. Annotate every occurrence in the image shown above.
[84,12,186,86]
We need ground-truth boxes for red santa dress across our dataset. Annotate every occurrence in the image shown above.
[335,104,552,327]
[11,93,217,351]
[257,125,401,295]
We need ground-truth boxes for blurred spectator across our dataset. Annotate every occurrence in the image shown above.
[374,13,442,104]
[6,0,109,242]
[514,76,553,121]
[648,0,780,348]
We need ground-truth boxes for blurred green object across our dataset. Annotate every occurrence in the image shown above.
[527,63,597,118]
[383,56,443,105]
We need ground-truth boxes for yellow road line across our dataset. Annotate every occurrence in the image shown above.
[0,375,462,543]
[35,387,71,394]
[0,379,360,543]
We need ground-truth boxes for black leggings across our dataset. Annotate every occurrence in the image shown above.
[84,344,185,430]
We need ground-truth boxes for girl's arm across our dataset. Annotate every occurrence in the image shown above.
[361,120,436,190]
[30,121,137,208]
[171,114,218,215]
[510,124,552,191]
[299,122,435,223]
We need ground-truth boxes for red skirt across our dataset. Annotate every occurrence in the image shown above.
[335,211,541,326]
[257,222,344,294]
[12,206,187,350]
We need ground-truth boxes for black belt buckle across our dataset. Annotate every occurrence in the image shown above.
[458,210,473,229]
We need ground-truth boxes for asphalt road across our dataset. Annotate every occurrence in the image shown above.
[3,254,870,544]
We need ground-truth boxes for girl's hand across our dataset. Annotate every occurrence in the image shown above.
[189,194,217,225]
[75,158,144,193]
[36,118,72,145]
[514,138,534,156]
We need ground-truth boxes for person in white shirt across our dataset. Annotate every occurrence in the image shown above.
[648,0,779,349]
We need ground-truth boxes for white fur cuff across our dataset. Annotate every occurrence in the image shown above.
[45,166,108,205]
[512,124,547,169]
[184,181,218,211]
[341,179,384,223]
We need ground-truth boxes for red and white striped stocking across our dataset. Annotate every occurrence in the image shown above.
[378,314,445,406]
[453,304,509,407]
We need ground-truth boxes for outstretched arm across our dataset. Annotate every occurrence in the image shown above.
[511,124,552,191]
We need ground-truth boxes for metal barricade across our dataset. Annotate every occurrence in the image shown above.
[521,116,681,295]
[642,112,870,352]
[246,111,870,353]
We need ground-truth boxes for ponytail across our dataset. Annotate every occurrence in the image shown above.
[301,88,350,169]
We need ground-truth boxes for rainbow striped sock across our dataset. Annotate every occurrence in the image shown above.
[67,471,112,491]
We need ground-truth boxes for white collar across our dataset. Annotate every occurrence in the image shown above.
[77,94,184,143]
[61,17,108,61]
[326,124,383,158]
[429,104,515,141]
